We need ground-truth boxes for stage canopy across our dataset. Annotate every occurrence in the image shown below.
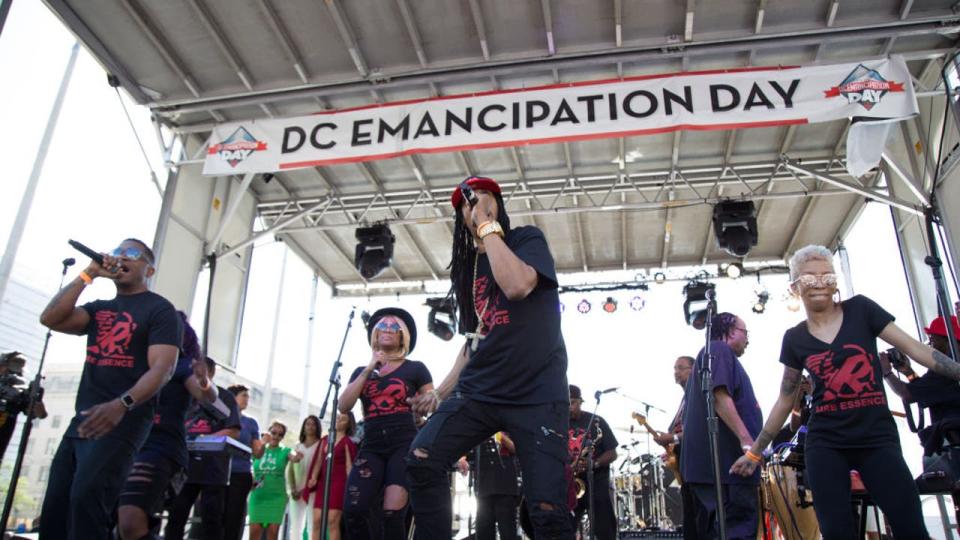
[42,0,960,365]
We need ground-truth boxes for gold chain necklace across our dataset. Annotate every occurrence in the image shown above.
[468,250,486,351]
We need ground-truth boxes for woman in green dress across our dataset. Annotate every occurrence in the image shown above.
[249,420,298,540]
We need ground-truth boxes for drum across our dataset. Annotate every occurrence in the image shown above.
[761,456,820,540]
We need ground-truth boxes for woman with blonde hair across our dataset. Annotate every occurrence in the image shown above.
[732,244,960,539]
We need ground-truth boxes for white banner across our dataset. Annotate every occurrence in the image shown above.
[202,57,917,176]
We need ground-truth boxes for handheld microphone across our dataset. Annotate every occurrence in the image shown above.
[68,240,104,265]
[63,258,76,267]
[459,182,478,207]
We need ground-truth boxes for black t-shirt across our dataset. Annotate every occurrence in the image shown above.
[349,360,432,430]
[185,386,241,438]
[454,226,569,405]
[68,291,181,447]
[909,370,960,424]
[780,294,897,449]
[568,411,619,479]
[469,437,521,497]
[139,356,193,467]
[681,341,763,485]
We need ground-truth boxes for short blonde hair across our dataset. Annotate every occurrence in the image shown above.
[788,245,834,280]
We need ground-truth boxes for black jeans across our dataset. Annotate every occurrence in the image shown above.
[345,423,417,540]
[476,494,519,540]
[687,482,759,540]
[805,445,928,540]
[163,482,227,540]
[223,471,254,540]
[40,435,138,540]
[573,476,617,540]
[405,394,573,540]
[681,482,697,540]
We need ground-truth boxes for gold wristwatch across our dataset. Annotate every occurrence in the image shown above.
[477,221,504,239]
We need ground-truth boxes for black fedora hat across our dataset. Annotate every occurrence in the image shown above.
[366,307,417,354]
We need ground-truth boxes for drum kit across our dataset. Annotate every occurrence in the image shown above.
[760,427,821,540]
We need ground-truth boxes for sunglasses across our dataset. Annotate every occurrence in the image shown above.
[111,246,146,261]
[375,320,403,333]
[269,430,284,437]
[792,273,838,289]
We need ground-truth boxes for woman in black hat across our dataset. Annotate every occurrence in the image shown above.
[338,307,434,540]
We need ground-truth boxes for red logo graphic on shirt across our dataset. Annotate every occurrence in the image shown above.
[806,344,885,413]
[86,311,137,368]
[362,377,410,419]
[568,427,594,462]
[473,275,511,332]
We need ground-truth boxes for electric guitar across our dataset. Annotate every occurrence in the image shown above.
[631,412,682,485]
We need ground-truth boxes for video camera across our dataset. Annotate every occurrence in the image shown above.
[885,347,910,371]
[0,352,35,416]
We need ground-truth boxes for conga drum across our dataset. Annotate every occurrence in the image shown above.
[761,456,820,540]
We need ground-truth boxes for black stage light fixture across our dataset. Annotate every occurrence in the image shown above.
[654,272,667,284]
[721,262,744,279]
[713,200,758,258]
[602,297,618,313]
[425,297,456,341]
[752,289,770,314]
[354,224,395,279]
[629,295,646,311]
[683,281,716,329]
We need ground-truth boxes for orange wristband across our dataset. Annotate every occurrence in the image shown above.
[745,449,762,463]
[79,271,93,285]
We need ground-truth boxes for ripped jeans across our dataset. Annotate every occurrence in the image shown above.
[406,393,573,539]
[345,423,417,540]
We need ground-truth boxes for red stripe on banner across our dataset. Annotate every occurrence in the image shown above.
[278,118,809,170]
[309,65,803,117]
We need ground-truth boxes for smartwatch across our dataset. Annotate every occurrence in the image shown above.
[120,393,136,411]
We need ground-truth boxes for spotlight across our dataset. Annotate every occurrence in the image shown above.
[354,224,395,279]
[721,262,744,279]
[654,272,667,284]
[602,297,618,313]
[713,200,758,258]
[683,281,716,329]
[752,290,770,314]
[577,299,592,314]
[629,295,646,311]
[425,297,456,341]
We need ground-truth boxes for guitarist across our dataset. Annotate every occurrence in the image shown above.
[568,384,619,539]
[653,355,695,539]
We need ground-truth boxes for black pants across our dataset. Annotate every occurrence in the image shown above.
[573,477,617,540]
[476,494,519,540]
[345,424,416,540]
[223,471,253,540]
[40,435,138,540]
[687,482,759,540]
[805,445,928,540]
[405,394,573,540]
[681,482,697,540]
[164,482,227,540]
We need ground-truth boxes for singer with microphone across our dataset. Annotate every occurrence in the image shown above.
[568,385,618,539]
[337,307,434,540]
[39,238,181,540]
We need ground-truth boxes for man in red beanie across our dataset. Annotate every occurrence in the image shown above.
[882,315,960,453]
[405,176,573,539]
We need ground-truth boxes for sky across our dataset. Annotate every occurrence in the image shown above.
[0,0,956,522]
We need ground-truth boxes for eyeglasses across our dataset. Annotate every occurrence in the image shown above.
[111,246,146,261]
[734,326,749,337]
[375,320,402,333]
[792,273,838,289]
[269,430,284,437]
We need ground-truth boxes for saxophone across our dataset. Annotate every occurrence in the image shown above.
[572,425,603,499]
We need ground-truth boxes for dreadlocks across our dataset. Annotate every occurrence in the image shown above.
[710,312,739,341]
[446,192,512,334]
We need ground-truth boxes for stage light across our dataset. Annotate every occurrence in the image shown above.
[721,262,744,279]
[752,289,770,314]
[683,281,716,329]
[629,295,646,311]
[354,224,395,279]
[654,272,667,284]
[577,299,592,314]
[713,200,758,258]
[425,297,456,341]
[602,297,618,313]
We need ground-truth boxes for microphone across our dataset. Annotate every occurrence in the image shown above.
[68,239,103,265]
[600,387,619,394]
[62,258,76,267]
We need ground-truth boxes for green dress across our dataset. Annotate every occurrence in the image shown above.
[248,445,293,524]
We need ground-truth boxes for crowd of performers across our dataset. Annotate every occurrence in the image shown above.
[25,175,960,540]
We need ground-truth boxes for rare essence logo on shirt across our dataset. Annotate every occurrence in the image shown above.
[362,377,411,419]
[86,310,137,368]
[805,344,885,413]
[568,427,592,461]
[473,275,511,331]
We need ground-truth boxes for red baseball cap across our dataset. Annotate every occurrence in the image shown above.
[924,315,960,338]
[450,176,501,209]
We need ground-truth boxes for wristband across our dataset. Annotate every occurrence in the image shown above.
[79,271,93,285]
[791,408,802,416]
[745,449,762,463]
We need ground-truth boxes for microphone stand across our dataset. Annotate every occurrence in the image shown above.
[1,257,74,529]
[698,289,728,540]
[582,391,606,540]
[923,202,960,362]
[319,307,355,538]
